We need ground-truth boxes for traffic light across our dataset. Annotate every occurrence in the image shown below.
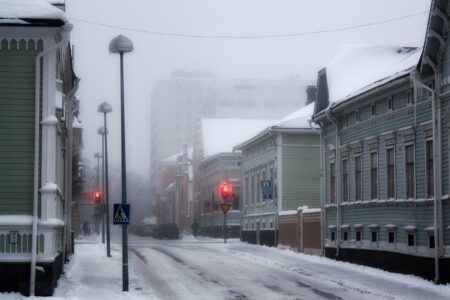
[219,182,232,200]
[94,191,102,203]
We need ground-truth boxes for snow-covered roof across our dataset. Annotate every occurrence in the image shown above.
[162,146,194,163]
[276,102,316,129]
[0,0,67,24]
[326,45,421,108]
[201,118,276,157]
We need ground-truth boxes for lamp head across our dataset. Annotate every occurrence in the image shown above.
[98,102,112,114]
[109,35,134,54]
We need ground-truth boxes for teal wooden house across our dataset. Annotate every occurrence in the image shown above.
[0,1,79,295]
[312,0,450,283]
[236,103,321,246]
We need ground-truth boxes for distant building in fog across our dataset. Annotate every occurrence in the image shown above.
[150,71,311,197]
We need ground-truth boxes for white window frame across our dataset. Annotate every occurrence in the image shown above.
[370,151,379,200]
[404,143,415,200]
[354,154,362,201]
[386,146,396,200]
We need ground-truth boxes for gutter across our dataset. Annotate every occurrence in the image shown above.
[326,109,341,257]
[308,119,324,256]
[30,23,73,296]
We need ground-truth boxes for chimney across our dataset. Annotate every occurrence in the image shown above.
[306,85,317,105]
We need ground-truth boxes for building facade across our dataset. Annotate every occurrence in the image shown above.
[150,72,310,199]
[0,1,80,295]
[313,0,450,282]
[236,104,321,246]
[197,153,242,238]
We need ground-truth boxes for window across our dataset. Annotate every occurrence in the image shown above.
[429,234,435,249]
[343,230,349,241]
[245,177,249,206]
[330,163,336,203]
[407,89,414,105]
[386,148,395,199]
[370,152,378,199]
[371,104,376,116]
[251,175,255,205]
[256,173,260,204]
[388,231,396,243]
[330,231,336,241]
[371,231,378,242]
[356,109,361,122]
[342,159,348,202]
[356,230,362,242]
[354,156,362,201]
[407,233,415,246]
[426,140,434,198]
[388,97,393,111]
[405,145,415,199]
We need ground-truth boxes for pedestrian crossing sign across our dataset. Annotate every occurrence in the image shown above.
[113,204,130,225]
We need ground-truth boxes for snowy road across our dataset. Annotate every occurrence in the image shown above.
[127,235,450,300]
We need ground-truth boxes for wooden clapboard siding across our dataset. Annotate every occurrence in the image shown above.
[0,39,41,215]
[281,133,320,210]
[341,204,434,246]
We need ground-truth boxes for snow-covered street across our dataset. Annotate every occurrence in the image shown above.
[2,234,448,300]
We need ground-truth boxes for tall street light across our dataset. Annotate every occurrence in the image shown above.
[94,152,102,235]
[98,102,112,257]
[97,127,106,244]
[109,34,133,292]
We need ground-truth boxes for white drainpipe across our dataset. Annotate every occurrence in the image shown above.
[30,24,72,296]
[309,120,324,255]
[411,69,441,283]
[326,110,340,257]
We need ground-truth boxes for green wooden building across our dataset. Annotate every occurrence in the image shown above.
[235,103,321,246]
[0,1,79,295]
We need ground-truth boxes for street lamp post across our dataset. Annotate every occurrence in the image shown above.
[97,127,106,244]
[98,102,112,257]
[109,34,133,292]
[94,152,102,236]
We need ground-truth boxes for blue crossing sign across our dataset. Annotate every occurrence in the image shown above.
[113,204,130,225]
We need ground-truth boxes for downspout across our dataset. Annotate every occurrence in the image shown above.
[326,109,340,257]
[30,24,72,296]
[412,69,441,283]
[309,120,324,256]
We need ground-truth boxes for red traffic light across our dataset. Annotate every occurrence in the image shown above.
[219,182,232,200]
[94,191,102,203]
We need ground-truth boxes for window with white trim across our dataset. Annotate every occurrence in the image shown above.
[330,162,336,203]
[342,159,349,202]
[370,152,378,200]
[405,145,415,199]
[386,148,395,199]
[388,231,396,243]
[354,156,362,201]
[426,140,434,198]
[407,233,415,246]
[428,234,435,249]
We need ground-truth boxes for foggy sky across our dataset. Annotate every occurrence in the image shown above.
[66,0,431,178]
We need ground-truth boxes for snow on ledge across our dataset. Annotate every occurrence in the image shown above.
[278,210,297,216]
[39,218,64,227]
[0,215,33,226]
